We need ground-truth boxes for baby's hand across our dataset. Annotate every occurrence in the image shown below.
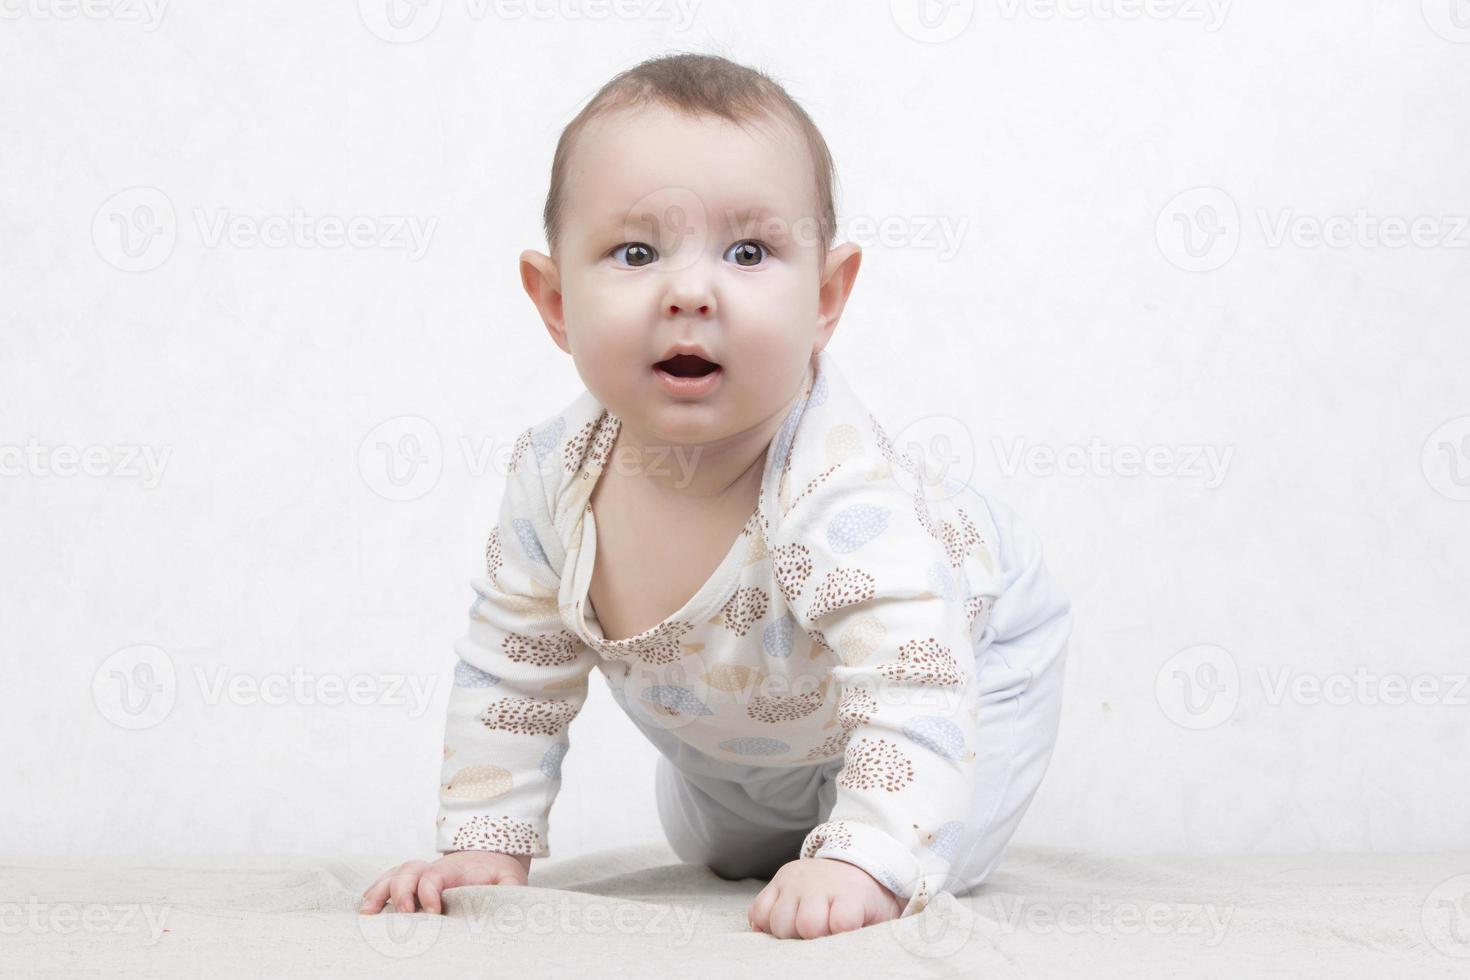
[747,857,902,939]
[359,850,531,915]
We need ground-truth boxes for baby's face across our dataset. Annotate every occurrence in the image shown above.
[526,103,857,451]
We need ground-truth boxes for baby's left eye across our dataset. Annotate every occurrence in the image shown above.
[725,240,769,267]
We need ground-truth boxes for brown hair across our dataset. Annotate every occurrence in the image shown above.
[541,52,838,260]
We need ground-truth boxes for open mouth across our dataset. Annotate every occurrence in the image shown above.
[654,353,721,377]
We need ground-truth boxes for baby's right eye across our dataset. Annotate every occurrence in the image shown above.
[611,242,657,268]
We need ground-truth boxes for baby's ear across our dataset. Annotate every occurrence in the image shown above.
[822,241,862,278]
[816,242,862,336]
[519,249,569,353]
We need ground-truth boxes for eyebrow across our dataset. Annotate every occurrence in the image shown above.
[595,205,781,231]
[720,206,779,224]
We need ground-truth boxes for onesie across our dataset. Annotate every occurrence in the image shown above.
[436,348,1073,918]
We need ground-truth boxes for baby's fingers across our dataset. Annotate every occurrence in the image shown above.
[794,893,835,940]
[361,863,421,914]
[827,893,867,935]
[417,868,459,915]
[495,863,530,887]
[766,889,800,939]
[388,861,429,912]
[748,884,778,933]
[359,873,393,914]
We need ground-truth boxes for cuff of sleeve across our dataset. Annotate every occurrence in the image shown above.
[800,820,941,918]
[436,811,549,858]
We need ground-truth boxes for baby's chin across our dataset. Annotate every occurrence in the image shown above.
[617,404,743,451]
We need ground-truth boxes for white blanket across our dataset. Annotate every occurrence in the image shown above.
[3,842,1465,978]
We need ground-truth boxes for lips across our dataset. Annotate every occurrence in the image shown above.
[653,353,721,377]
[652,350,724,398]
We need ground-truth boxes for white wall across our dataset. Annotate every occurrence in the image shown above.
[2,0,1467,859]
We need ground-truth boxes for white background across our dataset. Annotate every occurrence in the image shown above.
[2,0,1468,860]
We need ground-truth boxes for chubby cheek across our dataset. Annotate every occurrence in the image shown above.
[562,283,648,367]
[726,321,809,380]
[720,323,813,424]
[722,273,820,375]
[564,270,644,335]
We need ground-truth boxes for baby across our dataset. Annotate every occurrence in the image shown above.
[361,52,1072,941]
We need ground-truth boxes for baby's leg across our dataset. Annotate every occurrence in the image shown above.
[655,753,841,882]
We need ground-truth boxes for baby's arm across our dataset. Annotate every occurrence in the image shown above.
[362,427,598,914]
[437,432,599,858]
[774,453,1070,918]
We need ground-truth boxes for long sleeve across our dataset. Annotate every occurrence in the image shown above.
[774,450,1067,918]
[435,430,599,858]
[945,490,1072,889]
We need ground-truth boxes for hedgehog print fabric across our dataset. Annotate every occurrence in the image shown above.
[435,348,1071,920]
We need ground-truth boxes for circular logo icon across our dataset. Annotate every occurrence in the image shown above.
[1422,0,1470,42]
[625,652,715,734]
[893,882,975,959]
[890,0,975,43]
[357,908,444,957]
[359,415,443,502]
[1421,416,1470,502]
[1155,186,1240,272]
[617,185,709,275]
[358,0,442,42]
[1155,644,1239,730]
[889,414,976,503]
[1422,873,1470,958]
[92,644,177,730]
[93,187,176,273]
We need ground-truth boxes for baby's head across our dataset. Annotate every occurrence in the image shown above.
[520,53,861,452]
